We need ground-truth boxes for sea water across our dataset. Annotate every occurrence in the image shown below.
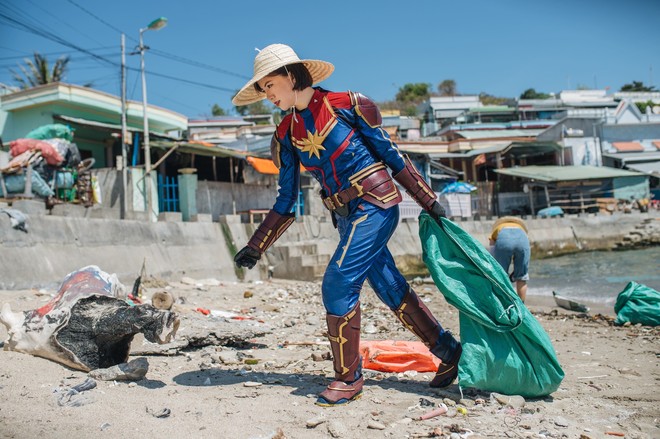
[529,246,660,308]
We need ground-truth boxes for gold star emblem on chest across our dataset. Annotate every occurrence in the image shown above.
[295,130,327,159]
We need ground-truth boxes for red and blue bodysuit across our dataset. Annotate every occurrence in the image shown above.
[271,88,410,315]
[238,88,462,402]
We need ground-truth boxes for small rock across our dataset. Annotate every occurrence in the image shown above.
[88,358,149,381]
[491,392,525,408]
[367,420,386,430]
[327,419,348,438]
[218,352,240,364]
[311,353,326,362]
[554,416,569,427]
[363,323,378,334]
[243,381,262,387]
[459,398,475,407]
[618,367,641,376]
[306,416,326,428]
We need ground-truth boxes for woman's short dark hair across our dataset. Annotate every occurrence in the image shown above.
[254,63,313,93]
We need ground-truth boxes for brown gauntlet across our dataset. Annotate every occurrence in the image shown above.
[247,210,295,254]
[393,155,437,211]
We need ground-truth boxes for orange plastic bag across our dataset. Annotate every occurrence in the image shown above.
[359,340,440,373]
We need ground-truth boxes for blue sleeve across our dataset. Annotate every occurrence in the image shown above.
[336,107,406,174]
[272,136,300,215]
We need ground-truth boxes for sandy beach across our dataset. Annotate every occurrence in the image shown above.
[0,277,658,439]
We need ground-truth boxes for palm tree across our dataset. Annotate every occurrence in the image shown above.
[10,52,70,89]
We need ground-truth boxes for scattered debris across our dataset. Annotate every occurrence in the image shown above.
[417,403,448,420]
[0,266,179,371]
[146,407,171,418]
[56,377,97,407]
[88,357,149,381]
[151,291,174,310]
[0,208,28,233]
[306,416,326,428]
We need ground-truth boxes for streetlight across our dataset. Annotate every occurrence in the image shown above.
[138,17,167,221]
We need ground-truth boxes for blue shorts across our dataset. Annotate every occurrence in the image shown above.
[493,227,530,282]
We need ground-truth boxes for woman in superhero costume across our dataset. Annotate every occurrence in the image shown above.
[232,44,461,406]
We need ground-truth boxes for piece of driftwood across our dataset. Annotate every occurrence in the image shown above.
[0,265,179,371]
[131,313,271,355]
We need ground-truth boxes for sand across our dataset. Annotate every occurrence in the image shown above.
[0,277,658,439]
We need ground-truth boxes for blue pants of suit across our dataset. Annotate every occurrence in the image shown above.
[322,202,410,316]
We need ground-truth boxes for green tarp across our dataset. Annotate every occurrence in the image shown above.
[419,213,564,397]
[25,124,74,142]
[614,281,660,326]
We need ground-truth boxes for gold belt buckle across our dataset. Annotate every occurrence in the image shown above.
[323,197,336,211]
[332,193,344,207]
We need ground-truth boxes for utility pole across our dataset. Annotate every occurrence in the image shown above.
[120,33,128,219]
[137,17,167,222]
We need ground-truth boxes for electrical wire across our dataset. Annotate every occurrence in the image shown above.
[0,11,237,94]
[65,0,248,79]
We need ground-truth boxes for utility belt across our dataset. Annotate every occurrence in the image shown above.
[322,163,402,217]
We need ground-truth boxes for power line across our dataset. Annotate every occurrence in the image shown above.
[63,0,248,80]
[65,0,136,43]
[149,49,249,80]
[25,0,106,46]
[0,10,237,95]
[126,66,236,93]
[0,11,117,66]
[0,47,117,61]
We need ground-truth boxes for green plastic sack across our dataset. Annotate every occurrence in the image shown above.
[614,281,660,326]
[25,124,74,142]
[419,213,564,397]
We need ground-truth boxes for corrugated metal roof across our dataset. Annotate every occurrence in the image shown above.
[625,161,660,176]
[602,152,660,163]
[494,165,644,182]
[150,140,248,159]
[398,143,449,154]
[456,129,545,139]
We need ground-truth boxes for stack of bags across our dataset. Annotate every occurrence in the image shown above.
[1,124,81,198]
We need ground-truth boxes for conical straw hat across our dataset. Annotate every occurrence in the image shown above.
[232,44,334,106]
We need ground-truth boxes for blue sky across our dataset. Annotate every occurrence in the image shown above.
[1,0,659,119]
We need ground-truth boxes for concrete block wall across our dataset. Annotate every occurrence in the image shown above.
[1,198,657,290]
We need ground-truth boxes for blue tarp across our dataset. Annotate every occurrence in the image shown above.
[440,182,477,194]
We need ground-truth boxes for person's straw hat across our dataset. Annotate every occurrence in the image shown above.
[231,44,334,106]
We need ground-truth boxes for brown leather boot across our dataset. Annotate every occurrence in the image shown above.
[394,288,461,388]
[316,302,364,406]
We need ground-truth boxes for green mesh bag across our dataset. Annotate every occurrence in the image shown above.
[614,281,660,327]
[419,213,564,397]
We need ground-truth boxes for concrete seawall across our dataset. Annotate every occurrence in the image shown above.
[1,199,658,290]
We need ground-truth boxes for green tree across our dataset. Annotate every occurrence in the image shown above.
[479,92,512,106]
[620,81,657,92]
[395,82,431,105]
[10,52,69,89]
[519,88,551,99]
[635,100,657,114]
[235,99,272,116]
[211,104,226,116]
[437,79,457,96]
[394,82,431,116]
